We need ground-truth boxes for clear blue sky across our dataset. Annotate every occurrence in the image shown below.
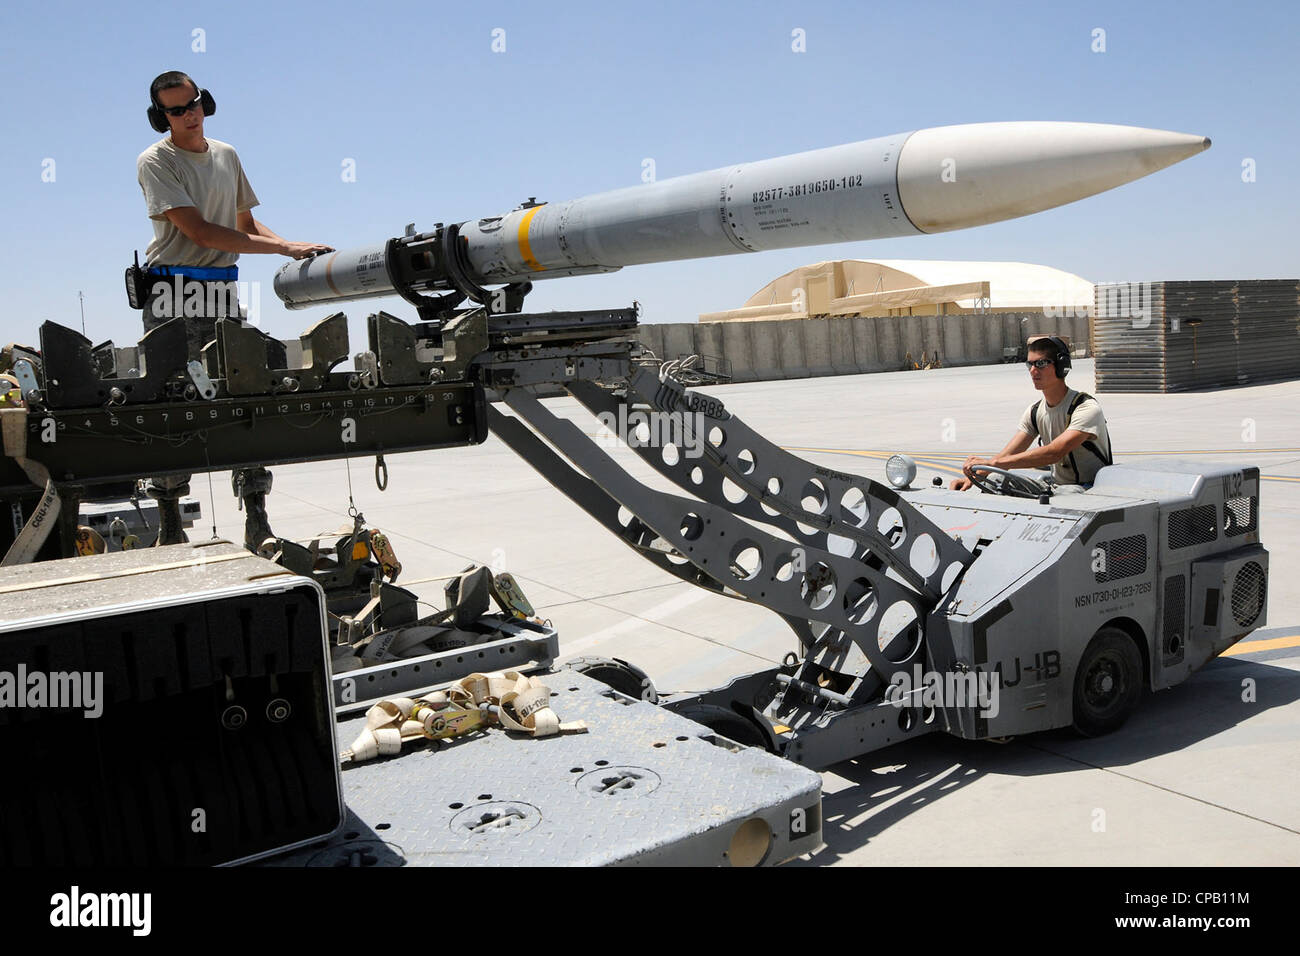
[1,0,1295,350]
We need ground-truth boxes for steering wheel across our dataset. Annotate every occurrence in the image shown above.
[968,464,1049,499]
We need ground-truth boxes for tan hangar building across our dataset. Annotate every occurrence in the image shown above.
[700,259,1094,322]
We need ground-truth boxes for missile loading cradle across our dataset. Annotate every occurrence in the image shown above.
[0,119,1262,866]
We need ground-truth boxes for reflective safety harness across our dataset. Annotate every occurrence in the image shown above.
[1024,390,1113,484]
[341,670,588,764]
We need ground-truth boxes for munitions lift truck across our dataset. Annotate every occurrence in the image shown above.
[0,299,1268,864]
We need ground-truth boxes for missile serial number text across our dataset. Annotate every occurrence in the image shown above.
[752,174,864,204]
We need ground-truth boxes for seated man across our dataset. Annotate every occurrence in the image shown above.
[951,336,1113,491]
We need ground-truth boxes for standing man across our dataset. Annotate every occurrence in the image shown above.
[137,70,333,546]
[951,336,1113,491]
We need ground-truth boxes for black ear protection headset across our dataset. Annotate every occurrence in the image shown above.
[147,76,216,133]
[1030,335,1072,378]
[1045,335,1072,377]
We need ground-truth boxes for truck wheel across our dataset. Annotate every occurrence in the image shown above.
[675,704,770,750]
[1072,628,1143,737]
[564,656,658,703]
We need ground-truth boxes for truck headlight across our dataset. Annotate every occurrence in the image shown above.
[885,454,917,489]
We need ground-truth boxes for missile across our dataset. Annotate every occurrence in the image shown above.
[274,121,1209,310]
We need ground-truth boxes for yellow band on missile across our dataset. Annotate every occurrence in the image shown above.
[323,252,342,298]
[517,205,545,272]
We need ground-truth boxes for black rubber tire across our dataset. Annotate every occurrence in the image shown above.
[1072,627,1144,737]
[675,704,769,749]
[564,656,657,702]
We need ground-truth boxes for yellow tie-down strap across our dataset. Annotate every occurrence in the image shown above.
[1,407,62,567]
[340,670,587,764]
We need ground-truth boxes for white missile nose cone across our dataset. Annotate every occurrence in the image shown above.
[896,122,1212,234]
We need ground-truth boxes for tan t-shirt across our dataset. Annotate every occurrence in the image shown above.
[1017,388,1112,485]
[137,137,259,268]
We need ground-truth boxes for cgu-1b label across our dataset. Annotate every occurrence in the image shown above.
[1075,580,1152,608]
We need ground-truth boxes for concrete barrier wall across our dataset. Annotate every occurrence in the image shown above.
[635,312,1090,384]
[776,321,809,379]
[694,322,724,370]
[720,320,755,382]
[802,319,834,377]
[850,316,880,372]
[751,320,783,381]
[637,323,664,364]
[828,317,858,376]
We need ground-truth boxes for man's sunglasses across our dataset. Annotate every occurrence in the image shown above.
[160,95,203,117]
[1026,358,1055,370]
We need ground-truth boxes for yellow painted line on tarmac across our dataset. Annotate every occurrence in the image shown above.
[911,460,964,475]
[784,447,895,459]
[785,446,965,474]
[1221,635,1300,657]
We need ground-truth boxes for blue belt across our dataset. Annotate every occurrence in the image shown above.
[147,265,239,280]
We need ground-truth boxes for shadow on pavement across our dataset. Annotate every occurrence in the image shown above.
[792,654,1298,866]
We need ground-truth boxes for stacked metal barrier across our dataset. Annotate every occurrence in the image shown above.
[1093,280,1300,392]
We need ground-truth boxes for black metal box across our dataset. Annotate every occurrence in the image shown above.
[0,540,343,865]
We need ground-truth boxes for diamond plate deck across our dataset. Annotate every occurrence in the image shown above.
[267,671,823,866]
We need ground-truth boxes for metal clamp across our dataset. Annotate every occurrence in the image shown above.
[12,360,41,405]
[186,360,217,400]
[354,351,380,389]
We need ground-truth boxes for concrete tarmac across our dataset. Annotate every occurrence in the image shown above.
[198,358,1300,866]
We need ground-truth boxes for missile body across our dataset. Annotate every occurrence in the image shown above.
[274,122,1209,309]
